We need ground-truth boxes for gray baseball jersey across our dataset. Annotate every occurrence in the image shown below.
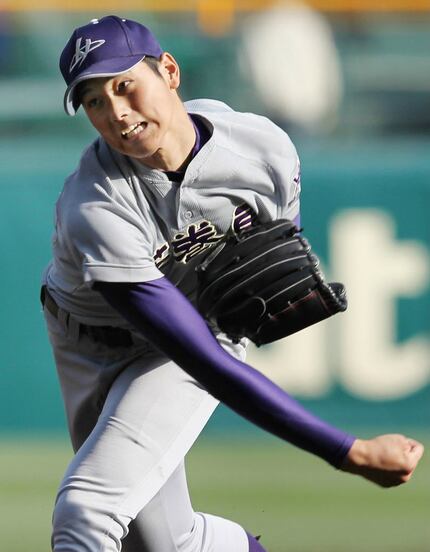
[44,99,301,327]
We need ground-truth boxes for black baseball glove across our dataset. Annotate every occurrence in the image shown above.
[196,219,347,346]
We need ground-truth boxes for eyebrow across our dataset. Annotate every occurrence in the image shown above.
[78,72,134,101]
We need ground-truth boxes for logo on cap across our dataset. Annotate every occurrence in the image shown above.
[69,37,106,73]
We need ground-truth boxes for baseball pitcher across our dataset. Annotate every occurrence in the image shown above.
[41,15,424,552]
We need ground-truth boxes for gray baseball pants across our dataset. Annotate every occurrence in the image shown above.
[43,306,250,552]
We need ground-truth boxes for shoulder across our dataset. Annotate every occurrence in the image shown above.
[185,99,297,164]
[57,138,129,233]
[60,137,130,204]
[185,98,234,114]
[61,138,104,197]
[186,99,300,219]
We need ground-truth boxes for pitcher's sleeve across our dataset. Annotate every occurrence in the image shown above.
[62,188,163,285]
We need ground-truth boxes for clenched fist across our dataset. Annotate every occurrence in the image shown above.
[340,434,424,488]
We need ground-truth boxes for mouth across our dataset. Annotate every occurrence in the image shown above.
[121,122,147,140]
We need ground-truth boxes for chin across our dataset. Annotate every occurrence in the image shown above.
[105,139,146,159]
[105,130,159,160]
[128,143,161,162]
[127,132,157,154]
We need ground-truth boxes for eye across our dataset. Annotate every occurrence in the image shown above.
[118,80,132,93]
[85,97,101,109]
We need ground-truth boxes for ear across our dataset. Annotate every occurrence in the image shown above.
[159,52,180,90]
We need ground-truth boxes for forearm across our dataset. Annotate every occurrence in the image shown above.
[95,277,355,467]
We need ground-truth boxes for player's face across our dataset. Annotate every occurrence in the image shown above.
[79,54,182,164]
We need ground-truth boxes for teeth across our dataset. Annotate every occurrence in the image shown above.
[121,122,143,137]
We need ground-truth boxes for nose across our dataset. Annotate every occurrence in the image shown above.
[107,96,130,122]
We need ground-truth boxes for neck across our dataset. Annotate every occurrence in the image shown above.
[139,105,195,172]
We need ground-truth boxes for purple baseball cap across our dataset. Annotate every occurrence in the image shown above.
[60,15,163,116]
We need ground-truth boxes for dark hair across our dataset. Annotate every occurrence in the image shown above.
[143,55,162,76]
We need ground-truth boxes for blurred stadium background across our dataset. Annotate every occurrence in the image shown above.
[0,1,429,551]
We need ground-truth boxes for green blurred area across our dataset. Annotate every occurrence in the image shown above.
[1,12,430,133]
[0,435,429,552]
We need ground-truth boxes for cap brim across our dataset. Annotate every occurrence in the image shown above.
[64,55,146,116]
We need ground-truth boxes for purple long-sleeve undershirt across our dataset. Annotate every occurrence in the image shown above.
[95,277,355,468]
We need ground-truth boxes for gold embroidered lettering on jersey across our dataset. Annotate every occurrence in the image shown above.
[153,242,171,269]
[172,220,223,264]
[231,203,257,234]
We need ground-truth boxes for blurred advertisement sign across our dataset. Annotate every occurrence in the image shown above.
[249,209,429,401]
